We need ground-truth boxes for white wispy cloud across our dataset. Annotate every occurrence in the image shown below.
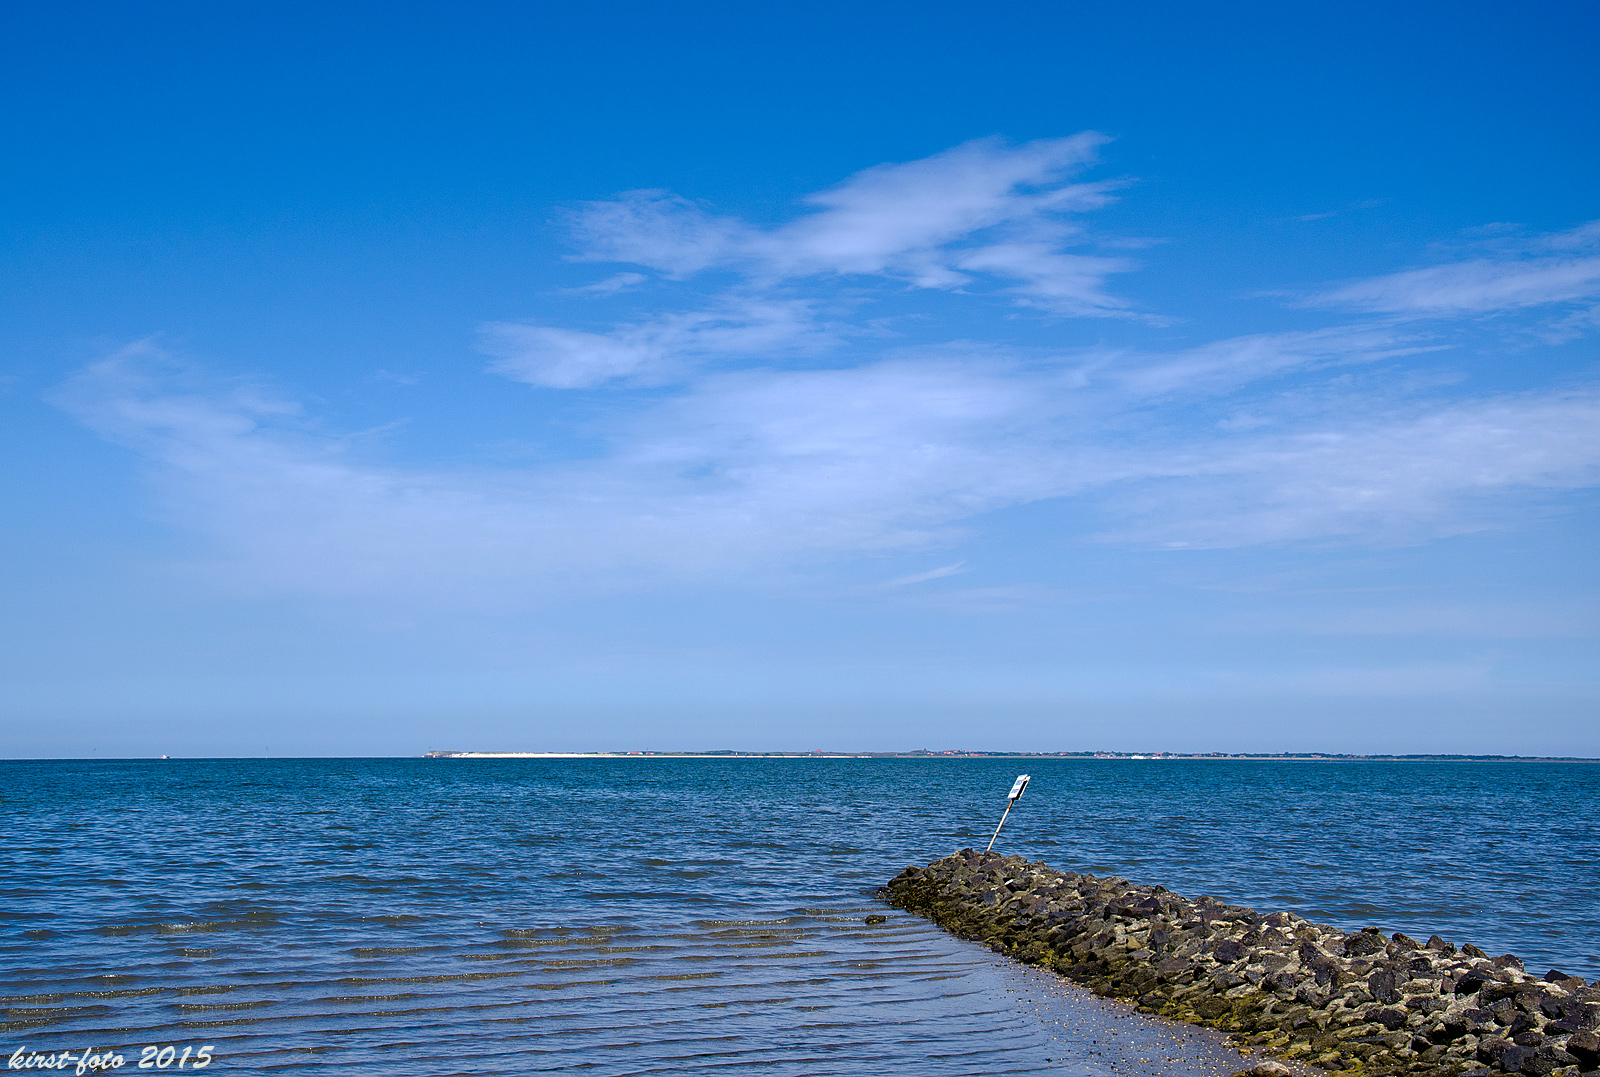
[565,189,752,277]
[59,349,1089,597]
[1105,387,1600,547]
[955,239,1133,314]
[880,563,968,588]
[1307,220,1600,316]
[54,143,1600,607]
[565,134,1134,314]
[1101,326,1440,398]
[57,341,1600,601]
[482,138,1137,391]
[480,297,833,388]
[559,271,648,296]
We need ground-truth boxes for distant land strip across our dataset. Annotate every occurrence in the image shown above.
[423,750,1599,761]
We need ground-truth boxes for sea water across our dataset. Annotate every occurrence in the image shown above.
[2,758,1596,1074]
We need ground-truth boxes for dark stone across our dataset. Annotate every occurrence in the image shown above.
[864,914,887,925]
[1462,943,1489,959]
[1537,1046,1577,1068]
[1554,998,1598,1030]
[1565,1030,1600,1068]
[1483,982,1523,1004]
[1494,954,1527,970]
[1507,1012,1540,1036]
[1373,1007,1408,1031]
[1478,1037,1513,1064]
[1498,1044,1537,1073]
[1212,938,1249,963]
[882,852,1567,1077]
[1511,990,1547,1015]
[1153,955,1190,977]
[1264,971,1298,994]
[1346,928,1388,957]
[1369,967,1402,1004]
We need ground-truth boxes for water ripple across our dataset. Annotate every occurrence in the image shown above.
[1,757,1596,1073]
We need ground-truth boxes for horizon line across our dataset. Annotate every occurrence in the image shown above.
[5,751,1600,762]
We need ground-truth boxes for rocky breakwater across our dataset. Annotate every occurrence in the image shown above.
[885,851,1600,1077]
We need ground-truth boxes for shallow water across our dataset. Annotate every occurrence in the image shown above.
[2,758,1596,1073]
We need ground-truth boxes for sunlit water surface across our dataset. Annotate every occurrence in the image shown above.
[3,758,1596,1074]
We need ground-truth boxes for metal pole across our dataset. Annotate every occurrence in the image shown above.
[985,800,1014,852]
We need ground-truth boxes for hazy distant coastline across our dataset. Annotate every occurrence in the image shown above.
[424,750,1600,761]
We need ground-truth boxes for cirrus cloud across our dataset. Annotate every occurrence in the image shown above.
[1306,220,1600,316]
[52,140,1600,610]
[56,338,1600,603]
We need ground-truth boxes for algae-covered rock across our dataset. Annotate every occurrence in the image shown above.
[883,851,1595,1077]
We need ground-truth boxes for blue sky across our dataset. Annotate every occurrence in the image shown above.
[3,1,1597,757]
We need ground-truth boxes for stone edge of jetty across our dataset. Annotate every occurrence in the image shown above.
[883,850,1600,1077]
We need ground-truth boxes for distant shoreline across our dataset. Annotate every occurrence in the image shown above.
[423,750,1600,762]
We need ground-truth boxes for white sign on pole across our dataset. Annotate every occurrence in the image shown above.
[986,774,1032,852]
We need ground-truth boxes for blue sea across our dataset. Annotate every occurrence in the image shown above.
[3,758,1597,1075]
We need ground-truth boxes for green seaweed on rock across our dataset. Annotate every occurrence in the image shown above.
[884,851,1600,1077]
